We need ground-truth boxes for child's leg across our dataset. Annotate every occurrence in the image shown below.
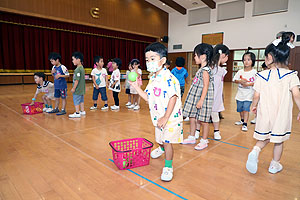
[243,111,249,123]
[62,98,66,110]
[75,105,80,113]
[189,117,197,136]
[200,122,209,140]
[80,102,84,112]
[128,94,131,103]
[163,143,173,161]
[55,98,60,109]
[273,142,283,161]
[161,142,174,181]
[45,96,52,108]
[113,91,119,106]
[240,112,244,121]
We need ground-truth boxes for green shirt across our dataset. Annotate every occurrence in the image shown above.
[73,66,86,95]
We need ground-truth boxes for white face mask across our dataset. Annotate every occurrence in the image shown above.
[146,59,163,73]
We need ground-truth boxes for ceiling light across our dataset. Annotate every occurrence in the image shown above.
[162,3,166,5]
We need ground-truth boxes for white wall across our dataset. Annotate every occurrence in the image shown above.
[168,0,300,52]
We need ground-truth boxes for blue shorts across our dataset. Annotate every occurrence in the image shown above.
[236,100,252,112]
[92,87,108,101]
[54,89,67,99]
[125,88,130,94]
[73,94,84,106]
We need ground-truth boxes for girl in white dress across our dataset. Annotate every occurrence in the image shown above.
[246,35,300,174]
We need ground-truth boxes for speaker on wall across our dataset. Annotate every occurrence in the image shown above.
[160,36,168,43]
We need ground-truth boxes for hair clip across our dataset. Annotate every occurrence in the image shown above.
[218,49,222,54]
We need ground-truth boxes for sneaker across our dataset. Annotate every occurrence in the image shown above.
[48,108,59,113]
[68,112,81,118]
[43,107,48,112]
[56,110,66,115]
[235,121,243,125]
[182,135,196,144]
[161,167,173,182]
[194,139,209,150]
[90,106,97,110]
[246,150,259,174]
[101,106,108,110]
[125,102,131,106]
[195,130,200,139]
[242,125,248,131]
[268,160,283,174]
[214,131,222,140]
[110,105,120,110]
[46,108,53,113]
[150,147,165,159]
[184,117,189,121]
[127,104,135,109]
[80,111,86,116]
[251,118,256,124]
[133,105,140,110]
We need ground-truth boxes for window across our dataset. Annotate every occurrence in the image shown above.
[232,48,265,79]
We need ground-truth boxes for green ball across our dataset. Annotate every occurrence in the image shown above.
[128,72,138,82]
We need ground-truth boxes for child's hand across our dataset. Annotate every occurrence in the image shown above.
[55,74,61,79]
[51,68,56,74]
[71,88,75,93]
[30,101,34,106]
[241,82,249,87]
[196,99,203,109]
[252,106,257,114]
[157,116,168,129]
[95,85,99,89]
[297,112,300,122]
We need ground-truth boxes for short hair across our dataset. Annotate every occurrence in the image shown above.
[113,58,122,68]
[130,59,140,65]
[145,42,167,58]
[93,56,103,64]
[48,52,61,62]
[175,57,185,67]
[165,60,171,66]
[193,43,213,66]
[265,35,291,65]
[242,47,256,67]
[34,72,45,81]
[72,52,84,63]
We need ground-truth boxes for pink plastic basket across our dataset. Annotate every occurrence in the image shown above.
[21,102,44,115]
[109,138,153,170]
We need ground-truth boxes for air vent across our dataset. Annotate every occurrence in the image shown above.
[173,44,182,50]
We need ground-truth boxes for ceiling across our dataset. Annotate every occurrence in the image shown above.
[145,0,230,13]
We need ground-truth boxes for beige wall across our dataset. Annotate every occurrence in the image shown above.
[0,0,168,38]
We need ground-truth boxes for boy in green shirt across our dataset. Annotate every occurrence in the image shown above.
[69,52,86,118]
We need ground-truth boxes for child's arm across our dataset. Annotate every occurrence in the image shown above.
[92,75,99,89]
[251,91,260,113]
[196,70,209,109]
[105,75,109,88]
[71,80,78,93]
[291,86,300,121]
[129,81,148,102]
[157,95,177,129]
[30,91,39,105]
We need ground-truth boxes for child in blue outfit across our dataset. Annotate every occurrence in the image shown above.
[171,57,188,97]
[48,52,69,115]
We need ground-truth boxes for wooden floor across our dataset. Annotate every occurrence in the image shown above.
[0,81,300,200]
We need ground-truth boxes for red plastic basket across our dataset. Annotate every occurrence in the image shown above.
[109,138,153,170]
[21,102,44,115]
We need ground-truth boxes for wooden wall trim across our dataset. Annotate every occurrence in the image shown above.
[0,7,160,39]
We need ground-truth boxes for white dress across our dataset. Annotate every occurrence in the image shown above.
[253,68,300,143]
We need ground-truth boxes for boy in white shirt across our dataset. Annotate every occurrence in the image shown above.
[90,56,109,110]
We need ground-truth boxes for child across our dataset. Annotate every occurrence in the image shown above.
[130,42,183,181]
[125,63,133,107]
[209,44,229,140]
[31,72,55,112]
[128,59,142,110]
[69,52,86,118]
[109,58,121,110]
[182,43,214,150]
[246,35,300,174]
[48,52,69,115]
[90,56,109,110]
[232,48,257,131]
[171,57,188,98]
